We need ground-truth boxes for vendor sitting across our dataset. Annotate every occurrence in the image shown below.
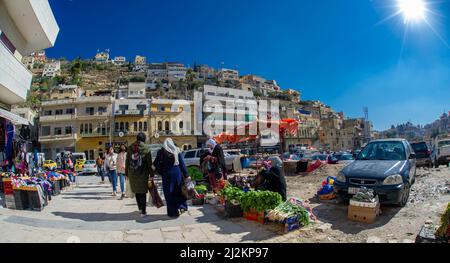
[253,161,287,201]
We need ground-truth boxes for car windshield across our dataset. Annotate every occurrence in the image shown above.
[357,141,406,161]
[412,142,428,152]
[85,160,95,164]
[438,140,450,147]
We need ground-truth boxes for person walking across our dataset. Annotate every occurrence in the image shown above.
[96,154,105,183]
[126,133,154,217]
[117,145,127,199]
[105,147,118,196]
[154,138,190,218]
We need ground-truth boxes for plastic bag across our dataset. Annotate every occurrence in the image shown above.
[125,178,134,198]
[185,178,195,191]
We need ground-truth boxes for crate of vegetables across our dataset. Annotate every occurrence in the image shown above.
[225,200,243,218]
[192,195,205,206]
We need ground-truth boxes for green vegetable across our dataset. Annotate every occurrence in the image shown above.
[187,166,204,181]
[220,186,245,203]
[219,186,282,213]
[268,201,310,226]
[195,185,208,194]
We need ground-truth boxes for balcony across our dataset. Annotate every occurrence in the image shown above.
[114,109,146,116]
[0,42,32,105]
[80,132,109,138]
[39,133,77,142]
[77,96,112,103]
[41,98,75,106]
[77,112,110,120]
[39,114,75,123]
[3,0,59,54]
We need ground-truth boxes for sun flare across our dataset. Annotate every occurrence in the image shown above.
[397,0,426,23]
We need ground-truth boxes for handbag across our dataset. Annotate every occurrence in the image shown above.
[148,178,164,208]
[180,176,189,201]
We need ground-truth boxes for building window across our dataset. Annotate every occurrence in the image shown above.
[54,127,62,135]
[88,124,92,133]
[125,122,129,131]
[158,121,162,131]
[144,122,148,131]
[120,122,124,131]
[44,110,52,116]
[165,121,170,131]
[115,122,119,132]
[41,126,51,136]
[134,122,138,132]
[80,124,84,134]
[139,122,143,131]
[98,107,107,114]
[65,126,72,135]
[179,121,184,129]
[55,109,63,115]
[86,107,95,115]
[66,108,74,115]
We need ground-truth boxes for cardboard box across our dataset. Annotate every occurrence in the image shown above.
[348,203,380,224]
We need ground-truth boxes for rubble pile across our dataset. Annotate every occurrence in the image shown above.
[410,179,450,204]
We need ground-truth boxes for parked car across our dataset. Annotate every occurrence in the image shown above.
[333,152,355,165]
[81,160,97,175]
[411,141,433,168]
[334,139,416,207]
[181,148,236,171]
[431,136,450,168]
[43,160,57,170]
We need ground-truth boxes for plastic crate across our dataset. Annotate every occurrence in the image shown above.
[3,180,13,195]
[27,191,44,211]
[192,198,205,206]
[13,190,29,210]
[244,210,266,224]
[225,201,243,218]
[4,195,15,209]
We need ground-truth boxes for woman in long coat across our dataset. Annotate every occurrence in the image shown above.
[154,138,190,218]
[126,133,154,217]
[203,139,227,193]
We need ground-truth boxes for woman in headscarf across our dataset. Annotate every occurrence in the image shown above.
[203,138,227,193]
[154,138,190,218]
[126,133,154,217]
[253,161,287,201]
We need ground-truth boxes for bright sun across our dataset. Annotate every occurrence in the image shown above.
[398,0,426,23]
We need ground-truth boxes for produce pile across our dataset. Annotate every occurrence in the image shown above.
[220,186,282,213]
[187,167,204,181]
[194,185,208,195]
[436,203,450,241]
[351,187,377,203]
[266,201,310,226]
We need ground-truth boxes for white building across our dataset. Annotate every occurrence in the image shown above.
[218,68,239,82]
[0,0,59,120]
[127,82,146,99]
[147,63,167,80]
[135,55,147,65]
[113,56,126,66]
[21,55,35,69]
[42,60,61,77]
[167,63,187,81]
[203,85,257,135]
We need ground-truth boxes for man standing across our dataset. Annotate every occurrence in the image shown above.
[126,133,154,217]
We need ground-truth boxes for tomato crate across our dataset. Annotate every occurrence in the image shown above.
[243,210,267,224]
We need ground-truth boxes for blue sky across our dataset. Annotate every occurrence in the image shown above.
[46,0,450,130]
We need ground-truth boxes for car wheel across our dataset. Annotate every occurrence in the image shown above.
[398,182,411,207]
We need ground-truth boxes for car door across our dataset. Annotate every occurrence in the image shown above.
[406,142,416,184]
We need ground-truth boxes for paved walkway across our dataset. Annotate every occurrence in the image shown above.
[0,176,294,243]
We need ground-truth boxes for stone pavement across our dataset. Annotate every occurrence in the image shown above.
[0,176,290,243]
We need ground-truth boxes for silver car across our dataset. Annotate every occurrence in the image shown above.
[182,149,237,171]
[82,160,97,175]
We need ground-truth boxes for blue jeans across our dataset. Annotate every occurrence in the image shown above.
[97,167,104,181]
[110,170,118,192]
[118,173,126,193]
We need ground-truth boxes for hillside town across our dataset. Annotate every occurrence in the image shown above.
[10,49,388,160]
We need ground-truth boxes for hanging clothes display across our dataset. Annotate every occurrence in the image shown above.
[5,122,15,170]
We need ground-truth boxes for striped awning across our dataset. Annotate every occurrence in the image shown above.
[0,108,29,125]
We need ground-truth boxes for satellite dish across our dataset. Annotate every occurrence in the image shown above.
[119,132,124,138]
[154,133,160,139]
